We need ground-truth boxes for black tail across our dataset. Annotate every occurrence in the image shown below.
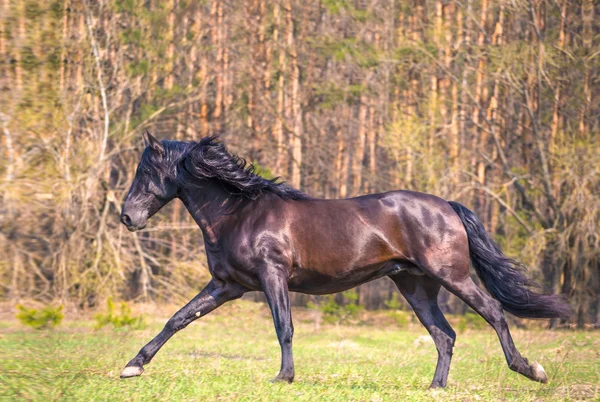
[449,201,571,320]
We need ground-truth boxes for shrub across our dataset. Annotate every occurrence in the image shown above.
[384,294,410,327]
[308,290,363,325]
[384,293,403,310]
[16,304,64,329]
[94,297,146,330]
[388,310,411,327]
[456,311,487,333]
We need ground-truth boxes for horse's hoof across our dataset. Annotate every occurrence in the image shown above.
[120,365,144,378]
[270,374,294,384]
[531,362,548,383]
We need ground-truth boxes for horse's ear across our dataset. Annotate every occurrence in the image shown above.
[143,129,164,155]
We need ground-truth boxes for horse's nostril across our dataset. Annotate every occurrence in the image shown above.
[121,214,132,227]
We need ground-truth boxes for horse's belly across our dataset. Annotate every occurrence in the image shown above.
[287,260,419,295]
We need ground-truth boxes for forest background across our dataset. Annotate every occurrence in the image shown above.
[0,0,597,328]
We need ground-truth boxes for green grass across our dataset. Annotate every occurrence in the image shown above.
[1,301,598,401]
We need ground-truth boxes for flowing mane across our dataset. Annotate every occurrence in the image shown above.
[175,136,310,201]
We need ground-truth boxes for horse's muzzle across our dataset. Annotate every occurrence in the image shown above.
[120,213,146,232]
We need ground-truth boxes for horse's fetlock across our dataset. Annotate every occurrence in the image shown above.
[508,358,527,373]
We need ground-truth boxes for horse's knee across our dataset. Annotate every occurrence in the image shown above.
[279,325,293,345]
[430,327,454,354]
[165,315,186,332]
[439,317,457,341]
[448,328,457,342]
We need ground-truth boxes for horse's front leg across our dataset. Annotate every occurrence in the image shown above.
[259,268,294,383]
[120,279,247,378]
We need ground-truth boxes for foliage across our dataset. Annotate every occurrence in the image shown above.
[252,162,276,180]
[387,310,411,327]
[0,0,598,327]
[383,293,410,327]
[383,292,402,310]
[456,311,487,333]
[15,304,64,330]
[308,290,364,325]
[94,297,146,330]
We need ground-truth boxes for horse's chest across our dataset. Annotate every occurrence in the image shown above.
[208,256,263,291]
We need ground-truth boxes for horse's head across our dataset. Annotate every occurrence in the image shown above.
[120,131,180,232]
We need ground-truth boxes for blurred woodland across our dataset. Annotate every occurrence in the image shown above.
[0,0,598,327]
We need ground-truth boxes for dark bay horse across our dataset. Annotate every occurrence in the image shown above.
[119,131,570,388]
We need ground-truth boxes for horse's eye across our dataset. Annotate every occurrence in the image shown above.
[146,180,163,197]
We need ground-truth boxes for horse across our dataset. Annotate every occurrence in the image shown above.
[119,131,570,388]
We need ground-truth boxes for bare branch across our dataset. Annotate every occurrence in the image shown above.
[84,0,110,166]
[0,113,14,185]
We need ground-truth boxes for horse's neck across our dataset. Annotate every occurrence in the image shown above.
[178,183,240,245]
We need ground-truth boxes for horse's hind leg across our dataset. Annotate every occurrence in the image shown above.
[432,270,548,383]
[390,273,456,388]
[120,279,247,378]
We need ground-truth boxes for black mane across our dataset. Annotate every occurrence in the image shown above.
[168,136,310,201]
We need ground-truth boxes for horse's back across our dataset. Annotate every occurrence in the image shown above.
[281,190,466,286]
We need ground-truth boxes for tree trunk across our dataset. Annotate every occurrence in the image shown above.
[274,1,287,174]
[550,0,567,155]
[286,0,302,188]
[352,94,368,194]
[580,0,593,138]
[212,0,224,133]
[471,0,488,212]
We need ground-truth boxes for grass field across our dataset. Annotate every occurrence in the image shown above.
[1,300,598,401]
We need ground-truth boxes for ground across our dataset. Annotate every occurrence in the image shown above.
[1,300,598,401]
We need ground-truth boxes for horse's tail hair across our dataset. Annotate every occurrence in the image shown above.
[448,201,571,320]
